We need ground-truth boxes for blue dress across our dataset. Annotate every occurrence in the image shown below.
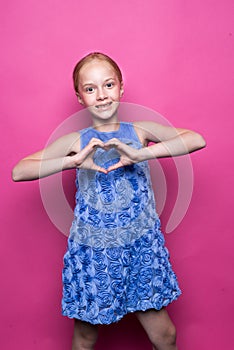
[62,122,181,324]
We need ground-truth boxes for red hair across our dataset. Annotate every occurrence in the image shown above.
[73,52,123,94]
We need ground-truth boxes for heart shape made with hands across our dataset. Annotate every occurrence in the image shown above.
[78,138,137,174]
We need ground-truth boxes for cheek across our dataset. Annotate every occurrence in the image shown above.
[82,94,96,106]
[111,88,121,100]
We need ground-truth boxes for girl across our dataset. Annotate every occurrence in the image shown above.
[12,52,206,350]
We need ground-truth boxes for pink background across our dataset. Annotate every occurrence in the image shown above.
[1,0,233,349]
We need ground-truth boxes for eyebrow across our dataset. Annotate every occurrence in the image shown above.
[82,77,116,88]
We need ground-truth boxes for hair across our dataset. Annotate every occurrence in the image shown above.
[73,52,123,94]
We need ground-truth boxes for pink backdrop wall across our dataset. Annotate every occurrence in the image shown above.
[1,0,233,349]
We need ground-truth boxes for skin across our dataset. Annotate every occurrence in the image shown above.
[12,60,206,180]
[12,59,206,349]
[74,60,206,174]
[76,59,124,129]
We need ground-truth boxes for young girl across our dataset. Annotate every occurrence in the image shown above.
[12,52,206,350]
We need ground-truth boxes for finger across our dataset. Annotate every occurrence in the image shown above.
[79,141,104,160]
[104,139,132,153]
[86,161,107,174]
[89,138,105,148]
[106,160,124,172]
[104,138,121,149]
[81,139,105,155]
[80,161,107,174]
[105,137,119,143]
[95,165,108,174]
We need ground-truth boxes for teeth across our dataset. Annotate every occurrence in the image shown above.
[96,103,111,109]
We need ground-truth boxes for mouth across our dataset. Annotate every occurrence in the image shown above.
[95,102,112,110]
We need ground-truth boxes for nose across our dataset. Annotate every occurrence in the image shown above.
[96,87,107,101]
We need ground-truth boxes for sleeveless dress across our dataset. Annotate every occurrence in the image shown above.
[62,122,181,324]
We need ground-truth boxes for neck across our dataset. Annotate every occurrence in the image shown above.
[92,113,120,132]
[93,120,120,132]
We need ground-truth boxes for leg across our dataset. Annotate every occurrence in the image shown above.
[72,319,98,350]
[135,308,178,350]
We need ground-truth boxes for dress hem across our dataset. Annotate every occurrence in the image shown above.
[62,291,181,325]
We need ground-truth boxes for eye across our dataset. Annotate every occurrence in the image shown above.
[85,86,95,93]
[105,82,114,88]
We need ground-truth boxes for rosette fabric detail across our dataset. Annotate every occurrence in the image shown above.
[62,122,181,324]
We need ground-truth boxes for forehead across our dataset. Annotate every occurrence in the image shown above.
[79,59,117,83]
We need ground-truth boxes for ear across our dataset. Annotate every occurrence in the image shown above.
[76,92,85,105]
[120,82,124,97]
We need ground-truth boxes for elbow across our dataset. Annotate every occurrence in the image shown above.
[179,129,206,153]
[196,133,206,150]
[181,131,206,153]
[190,132,206,152]
[12,163,26,182]
[12,166,21,182]
[12,160,37,181]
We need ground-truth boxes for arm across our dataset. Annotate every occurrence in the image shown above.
[12,133,107,181]
[134,121,206,161]
[105,121,206,172]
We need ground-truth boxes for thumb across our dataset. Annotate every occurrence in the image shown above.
[106,160,124,173]
[94,165,108,174]
[87,161,108,174]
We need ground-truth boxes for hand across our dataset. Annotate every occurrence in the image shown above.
[72,138,108,174]
[104,138,141,172]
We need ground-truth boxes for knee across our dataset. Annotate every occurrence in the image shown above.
[165,324,177,345]
[151,324,177,348]
[73,333,97,350]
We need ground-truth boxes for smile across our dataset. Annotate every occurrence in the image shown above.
[95,102,112,109]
